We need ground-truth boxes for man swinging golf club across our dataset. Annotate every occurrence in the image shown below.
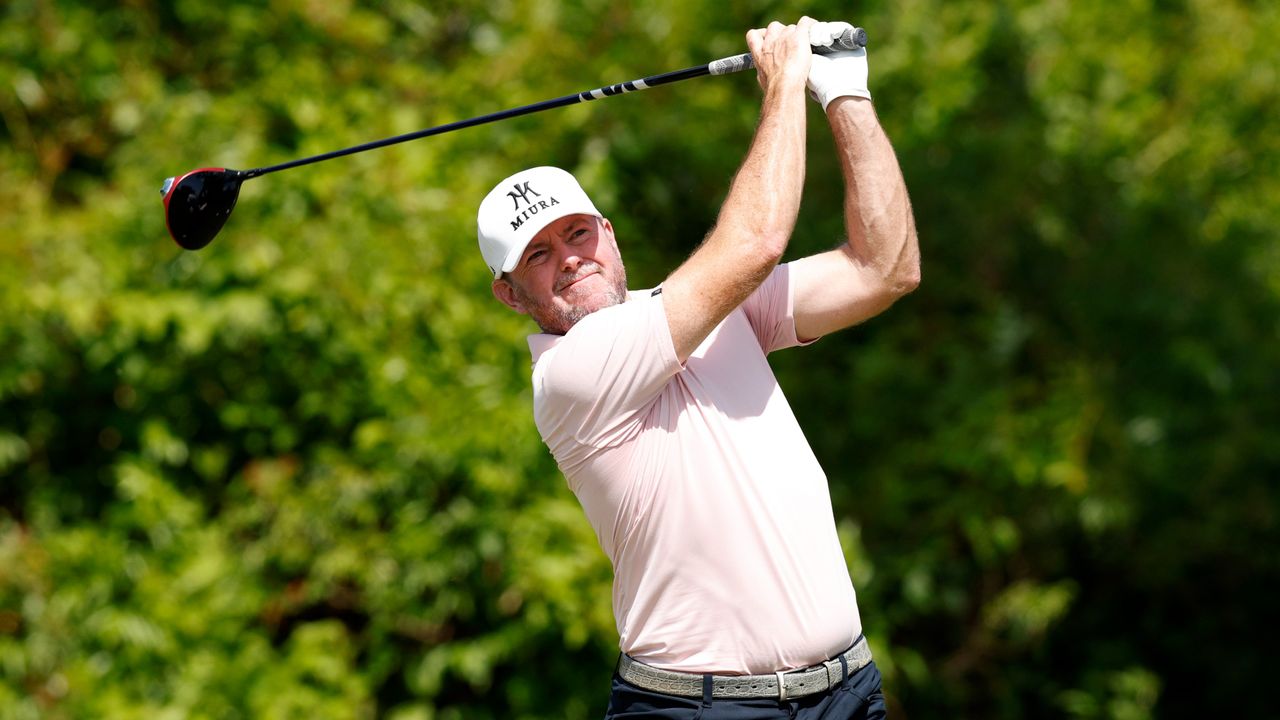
[478,17,919,719]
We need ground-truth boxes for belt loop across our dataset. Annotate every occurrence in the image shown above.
[839,653,850,689]
[702,674,713,708]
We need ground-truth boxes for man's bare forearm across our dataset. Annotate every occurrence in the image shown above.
[709,80,808,269]
[828,97,920,293]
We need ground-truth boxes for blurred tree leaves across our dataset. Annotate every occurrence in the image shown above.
[2,0,1278,718]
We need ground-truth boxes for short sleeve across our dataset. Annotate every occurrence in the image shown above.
[739,263,818,353]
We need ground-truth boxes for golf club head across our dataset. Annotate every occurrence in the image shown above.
[161,168,247,250]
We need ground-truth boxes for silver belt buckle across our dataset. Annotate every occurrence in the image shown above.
[775,670,788,702]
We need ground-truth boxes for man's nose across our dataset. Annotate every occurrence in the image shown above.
[559,251,582,273]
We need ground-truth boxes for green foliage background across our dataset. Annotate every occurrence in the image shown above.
[2,1,1277,717]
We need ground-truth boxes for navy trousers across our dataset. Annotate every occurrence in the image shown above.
[603,660,886,719]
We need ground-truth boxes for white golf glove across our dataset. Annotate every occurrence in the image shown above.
[807,21,871,110]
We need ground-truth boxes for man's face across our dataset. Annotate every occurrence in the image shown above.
[492,214,628,335]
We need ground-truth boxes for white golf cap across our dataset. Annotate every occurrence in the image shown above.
[477,166,602,278]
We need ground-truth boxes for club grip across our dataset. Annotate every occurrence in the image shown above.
[818,26,868,54]
[708,27,868,75]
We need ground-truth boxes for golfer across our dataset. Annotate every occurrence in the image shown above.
[477,17,918,719]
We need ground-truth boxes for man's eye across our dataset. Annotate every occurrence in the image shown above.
[528,250,547,264]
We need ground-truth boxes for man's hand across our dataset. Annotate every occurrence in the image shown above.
[807,21,871,110]
[746,17,817,95]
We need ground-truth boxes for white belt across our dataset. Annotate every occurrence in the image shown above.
[617,636,872,702]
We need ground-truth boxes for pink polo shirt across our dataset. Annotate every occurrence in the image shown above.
[527,264,861,675]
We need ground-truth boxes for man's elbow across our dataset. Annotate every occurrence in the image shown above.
[894,262,921,296]
[753,230,790,265]
[886,240,921,299]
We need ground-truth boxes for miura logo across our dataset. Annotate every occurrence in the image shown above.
[508,181,541,209]
[508,181,560,231]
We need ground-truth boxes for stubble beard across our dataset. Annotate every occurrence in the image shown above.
[515,262,629,335]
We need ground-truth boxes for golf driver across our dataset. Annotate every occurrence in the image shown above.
[162,27,867,250]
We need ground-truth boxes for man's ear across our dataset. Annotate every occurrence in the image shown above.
[600,217,618,251]
[492,277,527,314]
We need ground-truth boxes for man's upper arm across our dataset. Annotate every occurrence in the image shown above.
[788,245,913,341]
[661,235,784,363]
